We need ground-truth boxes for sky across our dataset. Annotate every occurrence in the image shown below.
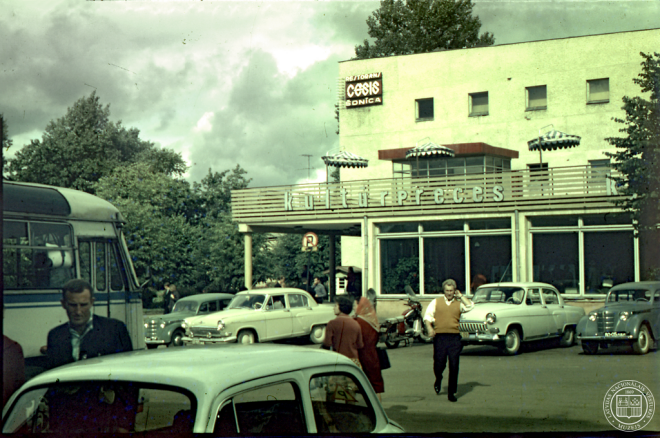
[2,0,659,188]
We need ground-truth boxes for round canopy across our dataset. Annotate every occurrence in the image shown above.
[405,141,455,159]
[528,130,581,151]
[321,151,368,168]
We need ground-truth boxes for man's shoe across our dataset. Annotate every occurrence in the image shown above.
[448,394,457,402]
[434,384,441,395]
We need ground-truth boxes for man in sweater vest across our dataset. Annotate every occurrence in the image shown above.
[423,279,474,402]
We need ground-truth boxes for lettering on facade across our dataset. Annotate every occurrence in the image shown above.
[345,72,383,108]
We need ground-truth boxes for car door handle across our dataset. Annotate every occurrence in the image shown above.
[284,309,290,312]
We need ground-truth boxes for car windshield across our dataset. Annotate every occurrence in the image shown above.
[473,287,525,305]
[606,289,650,303]
[172,301,198,313]
[3,381,195,434]
[228,294,267,310]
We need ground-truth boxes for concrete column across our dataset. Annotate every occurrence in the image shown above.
[328,234,336,302]
[244,232,253,290]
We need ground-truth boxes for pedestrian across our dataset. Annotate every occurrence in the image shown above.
[3,334,25,406]
[346,267,360,302]
[323,296,363,367]
[46,279,133,370]
[167,284,180,313]
[355,297,384,400]
[162,282,171,313]
[423,278,474,402]
[312,276,327,303]
[301,264,310,287]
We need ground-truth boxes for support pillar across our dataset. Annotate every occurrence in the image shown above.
[329,234,336,302]
[244,232,253,290]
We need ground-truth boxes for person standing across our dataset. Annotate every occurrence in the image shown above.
[46,279,133,370]
[3,335,25,406]
[424,279,473,402]
[312,277,327,303]
[162,282,171,313]
[167,284,180,313]
[323,296,363,366]
[355,297,384,400]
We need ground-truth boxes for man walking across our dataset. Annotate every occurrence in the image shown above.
[424,279,473,402]
[312,276,327,303]
[46,279,133,369]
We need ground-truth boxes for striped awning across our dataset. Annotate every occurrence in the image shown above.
[528,130,581,151]
[405,142,455,159]
[321,151,368,168]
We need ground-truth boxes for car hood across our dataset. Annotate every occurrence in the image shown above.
[597,302,653,313]
[145,311,196,323]
[460,303,519,321]
[186,308,257,326]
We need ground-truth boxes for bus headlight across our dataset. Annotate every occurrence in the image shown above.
[486,313,496,324]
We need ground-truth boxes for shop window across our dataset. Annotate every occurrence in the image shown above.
[469,92,488,116]
[377,223,418,234]
[380,239,419,294]
[468,218,511,230]
[424,237,465,293]
[529,216,577,227]
[582,213,631,226]
[532,233,579,294]
[584,231,634,294]
[416,98,434,121]
[422,221,464,232]
[526,85,547,110]
[469,235,512,293]
[587,78,609,104]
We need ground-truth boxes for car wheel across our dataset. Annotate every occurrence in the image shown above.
[146,344,159,350]
[309,325,326,344]
[559,327,575,347]
[237,330,256,345]
[500,328,520,355]
[385,325,400,349]
[632,325,651,355]
[169,330,184,347]
[582,341,599,355]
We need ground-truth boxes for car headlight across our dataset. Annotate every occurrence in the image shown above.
[620,311,630,321]
[160,322,166,328]
[181,322,187,329]
[486,313,496,324]
[217,320,225,331]
[589,312,597,321]
[144,322,148,328]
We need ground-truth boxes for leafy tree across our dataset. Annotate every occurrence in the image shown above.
[192,166,252,220]
[605,52,660,280]
[355,0,494,59]
[5,92,186,193]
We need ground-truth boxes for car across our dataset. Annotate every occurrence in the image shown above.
[576,281,660,355]
[182,288,335,345]
[144,293,234,349]
[459,282,585,355]
[1,344,403,434]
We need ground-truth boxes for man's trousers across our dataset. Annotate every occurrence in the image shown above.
[433,333,463,396]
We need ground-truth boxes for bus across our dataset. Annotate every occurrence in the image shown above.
[2,181,146,368]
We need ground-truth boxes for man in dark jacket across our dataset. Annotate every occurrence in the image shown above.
[46,279,133,370]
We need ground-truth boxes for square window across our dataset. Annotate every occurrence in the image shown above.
[526,85,547,110]
[469,92,488,116]
[416,98,434,120]
[587,78,609,103]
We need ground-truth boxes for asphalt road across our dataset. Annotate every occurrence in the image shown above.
[377,339,660,434]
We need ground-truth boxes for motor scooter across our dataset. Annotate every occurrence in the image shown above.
[379,285,432,348]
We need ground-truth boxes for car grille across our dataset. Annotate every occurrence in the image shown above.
[189,327,221,338]
[459,322,487,333]
[145,320,161,337]
[596,311,617,332]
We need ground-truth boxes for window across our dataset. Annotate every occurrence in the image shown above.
[584,232,634,294]
[542,289,560,305]
[415,98,434,121]
[310,373,376,433]
[526,85,547,110]
[469,92,488,116]
[532,233,579,294]
[380,239,419,294]
[288,293,309,308]
[424,237,466,294]
[527,289,542,305]
[587,78,609,103]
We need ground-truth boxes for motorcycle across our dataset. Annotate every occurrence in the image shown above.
[379,285,432,349]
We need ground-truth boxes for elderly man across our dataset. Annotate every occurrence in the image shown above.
[46,279,133,370]
[424,279,474,402]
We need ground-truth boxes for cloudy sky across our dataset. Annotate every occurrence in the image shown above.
[2,0,658,188]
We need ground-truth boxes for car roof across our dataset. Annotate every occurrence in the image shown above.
[477,282,557,289]
[609,281,660,291]
[23,345,353,396]
[178,293,235,303]
[237,287,310,295]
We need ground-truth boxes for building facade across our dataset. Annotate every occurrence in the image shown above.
[233,29,659,314]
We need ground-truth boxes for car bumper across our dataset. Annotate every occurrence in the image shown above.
[577,334,635,341]
[182,334,236,345]
[145,339,168,345]
[460,332,501,342]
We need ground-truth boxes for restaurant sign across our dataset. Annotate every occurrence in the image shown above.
[345,72,382,108]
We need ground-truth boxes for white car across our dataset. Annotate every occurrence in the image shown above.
[182,288,335,345]
[2,344,404,434]
[460,282,585,355]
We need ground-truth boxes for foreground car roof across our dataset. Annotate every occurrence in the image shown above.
[477,282,557,289]
[24,345,352,395]
[609,281,660,291]
[177,293,235,303]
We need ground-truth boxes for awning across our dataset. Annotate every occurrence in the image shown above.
[528,130,581,151]
[405,141,456,159]
[321,151,368,168]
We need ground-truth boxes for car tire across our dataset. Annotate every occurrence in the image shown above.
[632,325,651,355]
[582,341,599,355]
[500,328,521,355]
[237,330,256,345]
[169,330,184,347]
[146,344,159,350]
[309,325,326,344]
[385,325,400,349]
[559,327,575,347]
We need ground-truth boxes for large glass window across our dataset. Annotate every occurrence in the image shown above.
[380,239,419,294]
[532,233,579,294]
[393,156,511,179]
[584,232,634,294]
[424,237,465,293]
[469,235,512,292]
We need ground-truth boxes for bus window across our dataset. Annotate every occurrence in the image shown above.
[110,243,127,291]
[96,244,107,291]
[80,241,92,284]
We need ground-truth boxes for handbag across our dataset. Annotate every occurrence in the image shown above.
[376,347,391,370]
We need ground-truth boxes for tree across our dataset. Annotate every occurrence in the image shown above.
[355,0,494,59]
[5,92,186,193]
[605,52,660,280]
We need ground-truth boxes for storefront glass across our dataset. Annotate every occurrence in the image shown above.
[423,237,466,293]
[532,233,579,294]
[584,231,634,294]
[469,235,512,292]
[380,239,419,294]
